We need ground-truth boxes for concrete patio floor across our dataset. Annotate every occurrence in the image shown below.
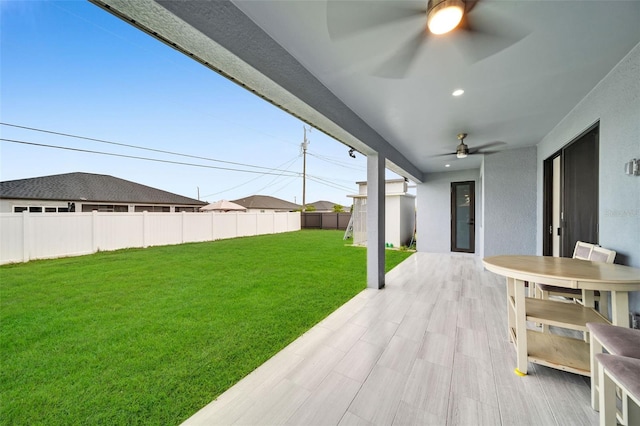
[183,253,597,425]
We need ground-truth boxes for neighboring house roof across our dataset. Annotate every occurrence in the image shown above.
[308,200,341,211]
[231,195,300,211]
[0,172,206,205]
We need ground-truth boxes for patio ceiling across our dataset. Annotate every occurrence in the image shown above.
[93,1,640,179]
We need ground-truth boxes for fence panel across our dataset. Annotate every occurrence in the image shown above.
[0,211,301,264]
[28,214,94,261]
[0,214,25,263]
[183,213,213,243]
[96,213,144,251]
[301,212,351,230]
[145,213,183,247]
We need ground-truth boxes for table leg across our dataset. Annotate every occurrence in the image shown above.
[514,279,528,375]
[610,291,629,327]
[506,277,515,342]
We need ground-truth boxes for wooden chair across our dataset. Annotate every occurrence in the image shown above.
[525,241,595,298]
[537,243,615,317]
[587,322,640,418]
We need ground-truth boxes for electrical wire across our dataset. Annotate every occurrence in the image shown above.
[308,151,366,170]
[0,122,292,172]
[306,174,355,192]
[0,138,301,177]
[201,156,299,198]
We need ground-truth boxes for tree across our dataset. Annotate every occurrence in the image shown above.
[332,204,344,213]
[304,204,317,212]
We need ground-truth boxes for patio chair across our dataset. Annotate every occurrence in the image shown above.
[536,243,615,318]
[587,323,640,418]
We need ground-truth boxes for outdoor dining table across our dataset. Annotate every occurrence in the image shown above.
[483,255,640,376]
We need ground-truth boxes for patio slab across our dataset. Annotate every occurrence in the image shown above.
[183,253,597,425]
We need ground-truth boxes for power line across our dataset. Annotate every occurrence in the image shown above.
[0,122,291,172]
[306,174,355,192]
[0,138,301,177]
[308,151,366,171]
[252,156,300,195]
[201,156,299,199]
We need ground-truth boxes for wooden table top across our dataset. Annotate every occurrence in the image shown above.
[483,255,640,290]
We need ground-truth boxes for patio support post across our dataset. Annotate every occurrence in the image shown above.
[367,153,385,289]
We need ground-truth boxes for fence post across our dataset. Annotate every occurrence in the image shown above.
[22,211,29,262]
[92,211,99,253]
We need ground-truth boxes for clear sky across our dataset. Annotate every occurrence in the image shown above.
[0,0,403,208]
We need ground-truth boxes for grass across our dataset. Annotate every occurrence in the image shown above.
[0,230,412,425]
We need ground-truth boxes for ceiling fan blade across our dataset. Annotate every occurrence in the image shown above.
[373,29,428,79]
[453,8,530,64]
[327,1,425,41]
[468,141,507,154]
[431,152,457,157]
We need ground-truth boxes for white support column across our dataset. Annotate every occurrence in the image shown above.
[367,153,385,289]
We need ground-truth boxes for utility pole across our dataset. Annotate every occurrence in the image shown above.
[301,126,310,211]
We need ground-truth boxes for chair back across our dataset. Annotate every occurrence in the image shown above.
[573,241,596,260]
[590,246,616,263]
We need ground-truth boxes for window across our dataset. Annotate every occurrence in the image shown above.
[29,206,43,213]
[45,207,57,213]
[82,204,128,212]
[135,205,170,212]
[175,206,196,212]
[13,206,28,213]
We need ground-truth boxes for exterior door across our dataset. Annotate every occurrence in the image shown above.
[543,124,599,256]
[451,181,475,253]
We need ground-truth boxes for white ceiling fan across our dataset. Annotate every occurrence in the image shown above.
[326,0,527,78]
[437,133,505,159]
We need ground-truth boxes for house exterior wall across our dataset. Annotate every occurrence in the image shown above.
[483,146,537,257]
[537,42,640,313]
[0,199,201,213]
[416,169,481,253]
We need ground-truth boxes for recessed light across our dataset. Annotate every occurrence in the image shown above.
[452,89,464,97]
[445,164,451,168]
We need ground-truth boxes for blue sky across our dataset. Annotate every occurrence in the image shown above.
[0,0,393,207]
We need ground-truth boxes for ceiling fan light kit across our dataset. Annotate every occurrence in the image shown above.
[456,132,469,158]
[427,0,465,35]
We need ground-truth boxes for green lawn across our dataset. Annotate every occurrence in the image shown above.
[0,230,412,425]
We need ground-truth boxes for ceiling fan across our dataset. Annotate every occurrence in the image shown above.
[326,0,527,78]
[437,133,505,158]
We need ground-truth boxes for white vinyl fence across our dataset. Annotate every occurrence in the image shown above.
[0,211,301,264]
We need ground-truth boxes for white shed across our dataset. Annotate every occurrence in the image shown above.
[348,179,415,248]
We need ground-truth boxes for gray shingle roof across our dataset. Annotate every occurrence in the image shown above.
[0,172,206,205]
[231,195,300,211]
[308,200,341,211]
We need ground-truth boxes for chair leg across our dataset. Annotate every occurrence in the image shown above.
[599,364,617,426]
[627,394,640,426]
[590,333,603,411]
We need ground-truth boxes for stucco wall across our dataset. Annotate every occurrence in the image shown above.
[483,147,537,257]
[417,169,480,253]
[537,42,640,313]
